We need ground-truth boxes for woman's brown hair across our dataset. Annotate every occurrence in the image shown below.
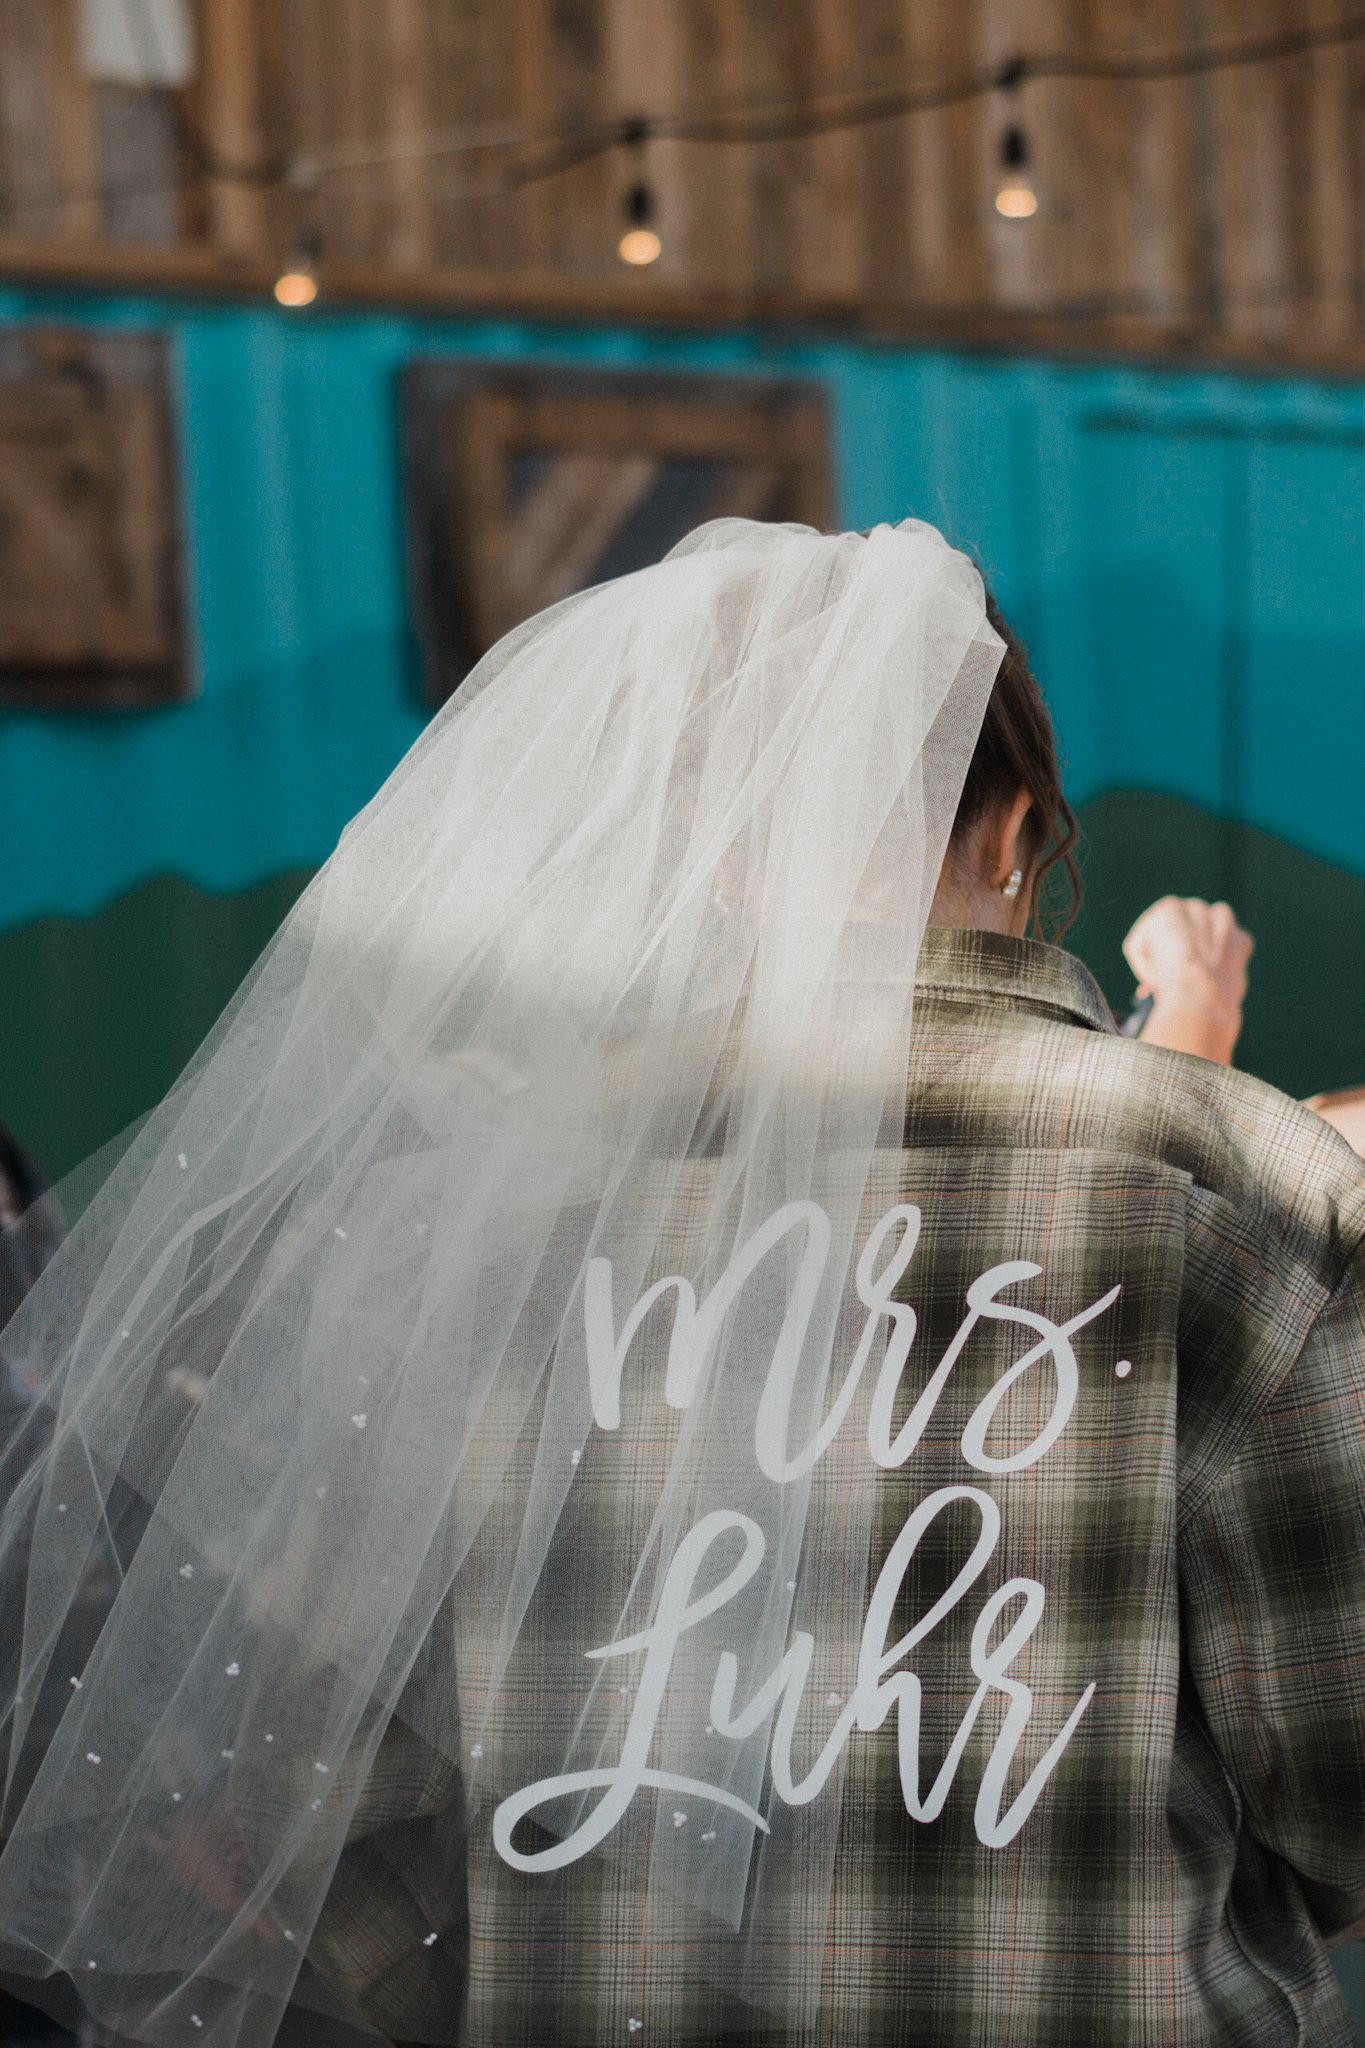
[952,593,1081,940]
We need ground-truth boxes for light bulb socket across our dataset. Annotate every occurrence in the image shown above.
[625,182,655,229]
[1001,124,1029,172]
[289,223,322,274]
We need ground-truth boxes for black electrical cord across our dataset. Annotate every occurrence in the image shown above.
[474,11,1365,187]
[660,12,1365,146]
[3,7,1362,233]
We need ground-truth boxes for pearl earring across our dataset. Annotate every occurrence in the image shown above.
[1001,867,1024,900]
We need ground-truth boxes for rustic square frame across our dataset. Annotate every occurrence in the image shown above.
[402,363,833,707]
[0,326,189,712]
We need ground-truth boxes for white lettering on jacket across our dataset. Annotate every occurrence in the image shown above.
[496,1199,1115,1872]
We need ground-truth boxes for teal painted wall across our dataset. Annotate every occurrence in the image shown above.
[1,292,1361,923]
[0,289,1362,1182]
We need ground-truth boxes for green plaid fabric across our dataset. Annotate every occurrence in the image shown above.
[317,928,1365,2048]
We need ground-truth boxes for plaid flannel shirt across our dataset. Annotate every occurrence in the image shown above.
[308,927,1365,2048]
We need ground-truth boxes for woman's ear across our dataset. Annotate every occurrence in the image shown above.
[988,787,1036,890]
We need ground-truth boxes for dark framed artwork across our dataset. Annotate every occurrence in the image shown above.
[402,363,834,706]
[0,327,189,711]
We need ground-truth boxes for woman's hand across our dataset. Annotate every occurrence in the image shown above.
[1122,896,1254,1066]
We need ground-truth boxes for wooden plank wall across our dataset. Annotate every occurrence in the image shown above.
[0,0,1360,369]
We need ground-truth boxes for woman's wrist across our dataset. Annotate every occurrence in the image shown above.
[1139,969,1243,1065]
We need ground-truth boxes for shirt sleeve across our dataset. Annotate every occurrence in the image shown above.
[1180,1235,1365,1943]
[305,1710,469,2039]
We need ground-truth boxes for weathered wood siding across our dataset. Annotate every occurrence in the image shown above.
[0,0,1360,366]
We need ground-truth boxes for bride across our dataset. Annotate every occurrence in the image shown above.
[0,519,1361,2048]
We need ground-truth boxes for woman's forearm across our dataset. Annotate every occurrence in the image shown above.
[1137,969,1243,1065]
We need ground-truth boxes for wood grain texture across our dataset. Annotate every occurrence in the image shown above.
[1200,0,1287,343]
[198,0,270,253]
[0,0,60,242]
[0,0,1359,368]
[0,328,186,708]
[381,0,432,270]
[45,0,101,241]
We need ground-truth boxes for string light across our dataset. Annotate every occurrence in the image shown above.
[274,224,320,308]
[995,124,1038,219]
[617,120,661,267]
[618,184,661,266]
[0,11,1357,304]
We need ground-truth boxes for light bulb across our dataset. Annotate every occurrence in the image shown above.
[995,179,1038,220]
[274,224,321,307]
[274,269,318,307]
[618,227,662,266]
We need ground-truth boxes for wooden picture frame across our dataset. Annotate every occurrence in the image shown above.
[0,326,189,711]
[402,364,833,706]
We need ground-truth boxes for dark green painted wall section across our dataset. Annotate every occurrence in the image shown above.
[5,790,1361,1185]
[1,869,311,1181]
[1072,790,1365,1098]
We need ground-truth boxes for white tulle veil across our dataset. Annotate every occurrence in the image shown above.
[0,518,1002,2044]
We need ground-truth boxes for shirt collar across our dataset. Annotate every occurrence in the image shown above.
[916,924,1119,1036]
